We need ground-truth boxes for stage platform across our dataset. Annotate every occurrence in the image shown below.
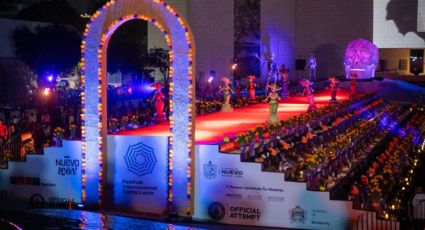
[115,89,350,144]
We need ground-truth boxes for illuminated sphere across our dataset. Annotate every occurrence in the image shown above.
[344,38,379,79]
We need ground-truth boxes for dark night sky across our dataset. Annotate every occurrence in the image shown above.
[67,0,90,13]
[17,0,91,13]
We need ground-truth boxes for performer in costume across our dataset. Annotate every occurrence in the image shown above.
[307,54,317,82]
[300,79,317,111]
[219,76,234,112]
[328,77,339,103]
[350,73,358,96]
[264,83,281,124]
[246,75,257,103]
[235,79,242,100]
[151,82,166,122]
[280,64,290,98]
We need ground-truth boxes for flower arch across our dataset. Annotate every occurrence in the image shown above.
[80,0,195,215]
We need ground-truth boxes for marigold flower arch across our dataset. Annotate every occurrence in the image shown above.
[80,0,195,215]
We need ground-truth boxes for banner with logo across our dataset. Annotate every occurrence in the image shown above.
[194,145,366,229]
[0,141,82,208]
[107,135,168,214]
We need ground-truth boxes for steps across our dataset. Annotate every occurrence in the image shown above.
[208,102,422,229]
[0,141,82,209]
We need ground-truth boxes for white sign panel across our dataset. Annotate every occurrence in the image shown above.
[194,145,365,230]
[0,141,82,208]
[107,135,168,214]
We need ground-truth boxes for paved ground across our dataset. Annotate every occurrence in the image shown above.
[0,209,289,230]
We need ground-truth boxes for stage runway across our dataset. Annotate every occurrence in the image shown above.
[114,89,350,144]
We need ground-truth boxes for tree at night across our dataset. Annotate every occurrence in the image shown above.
[0,62,33,107]
[144,48,170,85]
[12,25,80,83]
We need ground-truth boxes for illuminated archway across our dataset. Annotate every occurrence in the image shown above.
[81,0,195,215]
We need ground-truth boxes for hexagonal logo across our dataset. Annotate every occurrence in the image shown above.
[124,142,157,177]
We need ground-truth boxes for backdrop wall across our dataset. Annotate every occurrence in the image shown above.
[193,144,366,230]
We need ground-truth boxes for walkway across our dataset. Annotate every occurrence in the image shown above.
[115,89,350,144]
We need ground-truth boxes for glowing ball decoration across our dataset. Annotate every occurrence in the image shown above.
[344,38,379,79]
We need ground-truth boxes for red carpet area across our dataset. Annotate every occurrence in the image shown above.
[114,89,350,144]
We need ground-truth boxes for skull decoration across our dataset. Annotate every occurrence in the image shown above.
[344,38,379,79]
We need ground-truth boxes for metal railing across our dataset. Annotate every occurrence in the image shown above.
[356,212,399,230]
[0,139,31,162]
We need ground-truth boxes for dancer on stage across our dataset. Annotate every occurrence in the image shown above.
[264,83,281,124]
[300,79,317,111]
[219,76,234,112]
[280,64,290,98]
[328,77,339,103]
[350,73,358,96]
[246,75,257,103]
[234,79,242,100]
[307,54,317,82]
[151,82,166,122]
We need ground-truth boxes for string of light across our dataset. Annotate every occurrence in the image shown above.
[80,0,194,214]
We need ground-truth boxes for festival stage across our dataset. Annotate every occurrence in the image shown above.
[0,88,401,229]
[115,89,351,144]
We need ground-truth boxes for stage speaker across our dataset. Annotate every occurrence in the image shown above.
[295,59,306,70]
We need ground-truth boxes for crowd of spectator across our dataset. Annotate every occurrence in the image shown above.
[0,107,79,153]
[225,92,425,222]
[107,99,157,133]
